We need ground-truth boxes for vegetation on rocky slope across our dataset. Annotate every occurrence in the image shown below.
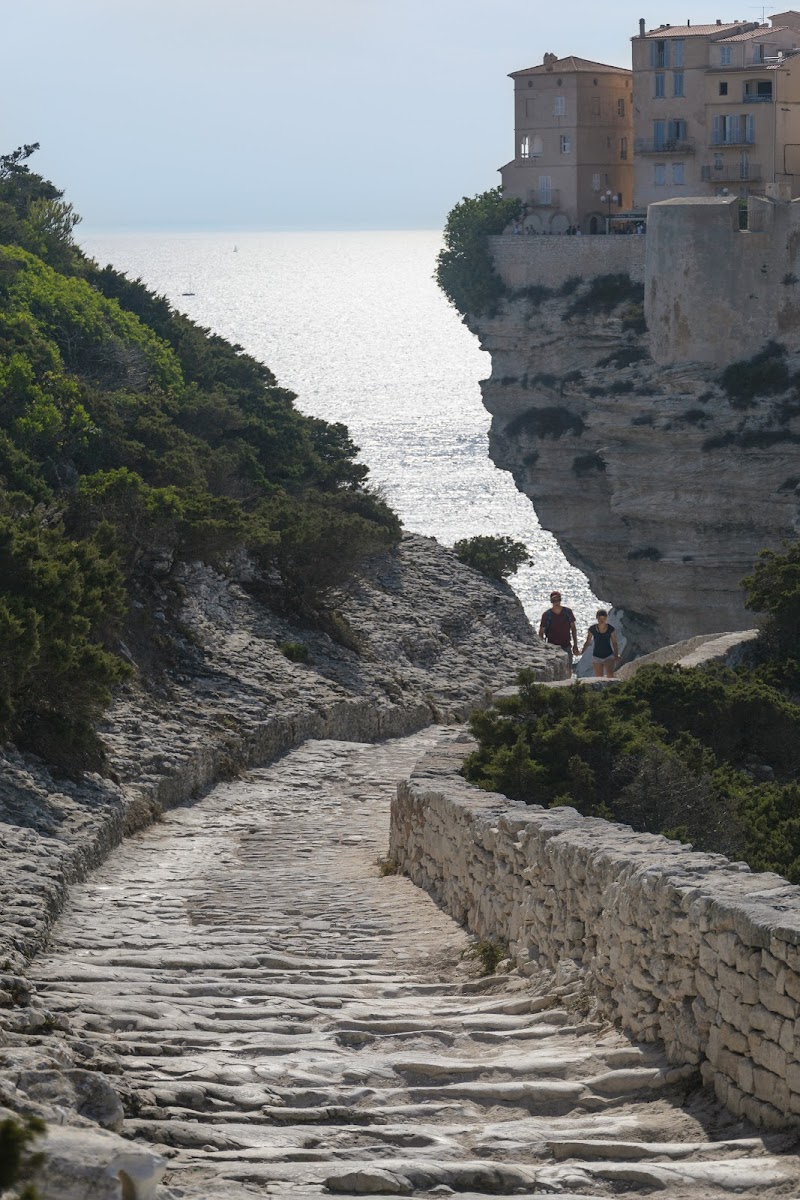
[0,147,400,770]
[465,542,800,882]
[436,188,521,317]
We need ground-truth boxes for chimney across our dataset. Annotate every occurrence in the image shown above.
[688,18,691,25]
[716,17,722,23]
[639,17,646,35]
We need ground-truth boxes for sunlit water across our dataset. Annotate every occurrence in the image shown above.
[81,230,599,630]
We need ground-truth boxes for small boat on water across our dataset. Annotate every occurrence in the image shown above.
[181,291,195,296]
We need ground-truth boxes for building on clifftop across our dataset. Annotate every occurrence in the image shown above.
[632,13,800,207]
[499,54,634,234]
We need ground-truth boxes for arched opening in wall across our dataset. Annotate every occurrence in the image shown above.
[525,213,544,234]
[532,135,543,158]
[550,213,570,235]
[588,216,599,234]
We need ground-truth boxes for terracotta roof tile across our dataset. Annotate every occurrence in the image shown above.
[642,21,748,36]
[511,55,630,76]
[717,24,791,40]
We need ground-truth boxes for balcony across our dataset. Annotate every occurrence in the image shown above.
[743,92,773,102]
[527,189,560,208]
[701,163,762,181]
[635,137,696,155]
[710,135,755,146]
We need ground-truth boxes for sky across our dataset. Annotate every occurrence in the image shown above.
[4,0,688,231]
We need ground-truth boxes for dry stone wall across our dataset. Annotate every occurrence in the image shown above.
[489,235,645,291]
[391,736,800,1130]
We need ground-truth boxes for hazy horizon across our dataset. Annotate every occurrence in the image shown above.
[5,0,666,233]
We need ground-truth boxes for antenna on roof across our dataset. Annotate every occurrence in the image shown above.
[748,3,775,20]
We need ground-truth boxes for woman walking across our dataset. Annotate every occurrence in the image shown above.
[582,610,619,677]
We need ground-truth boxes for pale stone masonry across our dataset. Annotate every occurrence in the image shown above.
[500,54,634,233]
[632,12,800,206]
[391,737,800,1130]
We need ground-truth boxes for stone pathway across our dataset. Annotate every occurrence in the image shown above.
[31,730,800,1198]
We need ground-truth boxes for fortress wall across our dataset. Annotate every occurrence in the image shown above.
[391,737,800,1131]
[489,234,646,291]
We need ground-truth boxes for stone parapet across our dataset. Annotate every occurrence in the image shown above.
[489,234,646,291]
[390,736,800,1129]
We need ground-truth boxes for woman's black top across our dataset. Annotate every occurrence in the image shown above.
[589,624,615,659]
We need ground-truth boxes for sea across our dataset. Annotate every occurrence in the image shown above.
[80,229,599,631]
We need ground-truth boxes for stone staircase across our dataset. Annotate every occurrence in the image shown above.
[30,731,800,1198]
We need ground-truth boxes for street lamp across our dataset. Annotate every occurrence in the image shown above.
[603,189,617,233]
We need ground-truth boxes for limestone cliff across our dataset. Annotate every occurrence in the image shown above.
[470,240,800,651]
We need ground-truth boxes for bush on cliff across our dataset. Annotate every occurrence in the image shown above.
[436,188,521,318]
[465,656,800,882]
[453,535,531,581]
[0,148,401,768]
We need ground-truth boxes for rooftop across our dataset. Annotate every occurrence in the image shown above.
[717,24,792,41]
[642,21,753,37]
[511,55,631,77]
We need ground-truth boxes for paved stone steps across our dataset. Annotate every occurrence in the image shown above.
[30,730,800,1198]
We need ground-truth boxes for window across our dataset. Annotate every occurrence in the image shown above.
[620,136,628,160]
[753,43,765,62]
[673,39,684,67]
[673,71,684,97]
[653,119,666,149]
[745,80,773,100]
[525,98,534,117]
[720,46,732,65]
[520,136,531,159]
[655,73,666,97]
[538,175,552,204]
[719,81,728,95]
[672,162,685,184]
[667,118,687,143]
[560,134,572,154]
[650,39,670,67]
[714,152,724,169]
[554,95,566,116]
[617,98,625,116]
[591,95,601,115]
[592,172,601,192]
[532,135,543,157]
[654,163,666,185]
[712,113,755,144]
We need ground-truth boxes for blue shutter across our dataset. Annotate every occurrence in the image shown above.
[745,113,755,143]
[713,115,722,145]
[649,42,655,67]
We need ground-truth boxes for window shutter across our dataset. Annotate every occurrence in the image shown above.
[713,115,721,144]
[746,113,755,143]
[649,42,655,67]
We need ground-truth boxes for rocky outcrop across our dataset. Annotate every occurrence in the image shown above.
[470,239,800,651]
[391,735,800,1132]
[0,532,565,1192]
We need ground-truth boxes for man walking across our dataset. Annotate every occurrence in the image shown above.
[539,591,579,667]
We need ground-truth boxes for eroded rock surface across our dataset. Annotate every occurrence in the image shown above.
[27,732,800,1198]
[471,274,800,651]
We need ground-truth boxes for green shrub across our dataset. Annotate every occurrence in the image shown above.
[453,534,531,581]
[562,274,644,321]
[572,452,606,475]
[719,341,791,408]
[436,188,522,317]
[279,640,309,663]
[0,1113,45,1199]
[463,659,800,879]
[505,406,585,439]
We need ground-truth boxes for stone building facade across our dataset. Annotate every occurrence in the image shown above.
[633,14,800,207]
[499,54,634,233]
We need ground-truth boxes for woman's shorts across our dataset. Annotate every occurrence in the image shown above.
[592,655,614,664]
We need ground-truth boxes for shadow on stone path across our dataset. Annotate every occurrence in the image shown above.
[31,730,800,1198]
